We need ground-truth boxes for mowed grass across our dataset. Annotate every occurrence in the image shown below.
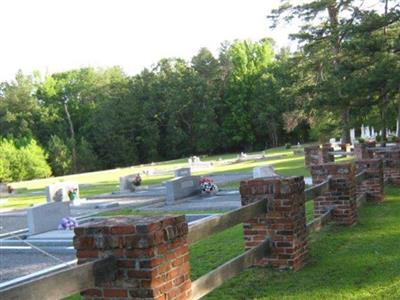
[202,185,400,299]
[1,147,310,211]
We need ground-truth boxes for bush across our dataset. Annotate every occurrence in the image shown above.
[285,143,292,149]
[0,138,51,182]
[19,140,52,180]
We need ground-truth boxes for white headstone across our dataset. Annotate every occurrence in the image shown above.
[253,165,278,179]
[175,168,191,177]
[46,182,79,203]
[27,201,71,235]
[350,128,355,142]
[120,174,140,192]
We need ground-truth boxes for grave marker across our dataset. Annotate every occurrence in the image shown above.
[27,201,71,235]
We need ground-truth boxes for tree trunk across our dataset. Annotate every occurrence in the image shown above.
[63,100,77,173]
[341,108,351,144]
[396,105,400,137]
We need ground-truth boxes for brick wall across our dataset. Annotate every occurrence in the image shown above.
[355,159,384,202]
[354,143,373,160]
[372,147,400,186]
[240,176,308,271]
[305,144,334,168]
[74,216,191,300]
[310,163,357,226]
[304,145,322,167]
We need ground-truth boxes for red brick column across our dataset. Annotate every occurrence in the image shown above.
[321,143,334,163]
[310,163,357,226]
[354,143,373,160]
[355,159,384,202]
[240,176,308,271]
[304,145,322,167]
[74,216,191,300]
[373,147,400,186]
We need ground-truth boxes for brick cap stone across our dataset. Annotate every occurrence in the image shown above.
[74,215,187,237]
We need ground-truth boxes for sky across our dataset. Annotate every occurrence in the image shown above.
[0,0,299,82]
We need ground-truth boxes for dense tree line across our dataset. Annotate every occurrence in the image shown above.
[0,0,399,180]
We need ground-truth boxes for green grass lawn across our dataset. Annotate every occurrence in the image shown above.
[2,147,309,211]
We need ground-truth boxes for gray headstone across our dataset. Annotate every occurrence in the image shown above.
[27,202,71,235]
[46,182,79,202]
[119,174,138,192]
[0,183,8,193]
[174,168,191,177]
[253,165,278,179]
[165,176,200,205]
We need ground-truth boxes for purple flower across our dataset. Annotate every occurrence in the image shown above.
[58,217,78,230]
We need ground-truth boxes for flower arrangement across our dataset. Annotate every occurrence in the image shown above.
[58,217,77,230]
[132,174,142,186]
[200,177,218,194]
[68,188,78,201]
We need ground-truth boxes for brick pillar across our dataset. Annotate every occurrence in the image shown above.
[310,163,357,226]
[355,159,384,202]
[240,176,308,271]
[304,145,322,167]
[321,143,334,163]
[74,216,191,300]
[354,143,373,160]
[374,147,400,186]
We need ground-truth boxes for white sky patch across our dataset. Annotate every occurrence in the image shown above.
[0,0,382,82]
[0,0,297,81]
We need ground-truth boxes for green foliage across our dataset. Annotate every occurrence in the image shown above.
[18,139,51,180]
[47,135,72,176]
[76,137,98,173]
[0,138,51,182]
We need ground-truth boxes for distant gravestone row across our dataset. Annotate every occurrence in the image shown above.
[188,156,212,169]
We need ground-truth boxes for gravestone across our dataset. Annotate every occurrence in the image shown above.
[188,156,212,169]
[46,182,79,202]
[253,165,278,178]
[0,183,8,196]
[119,174,141,192]
[27,201,71,235]
[165,176,200,204]
[174,167,191,177]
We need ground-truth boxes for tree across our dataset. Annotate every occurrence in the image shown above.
[221,39,275,150]
[0,71,41,139]
[268,0,392,142]
[47,135,72,176]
